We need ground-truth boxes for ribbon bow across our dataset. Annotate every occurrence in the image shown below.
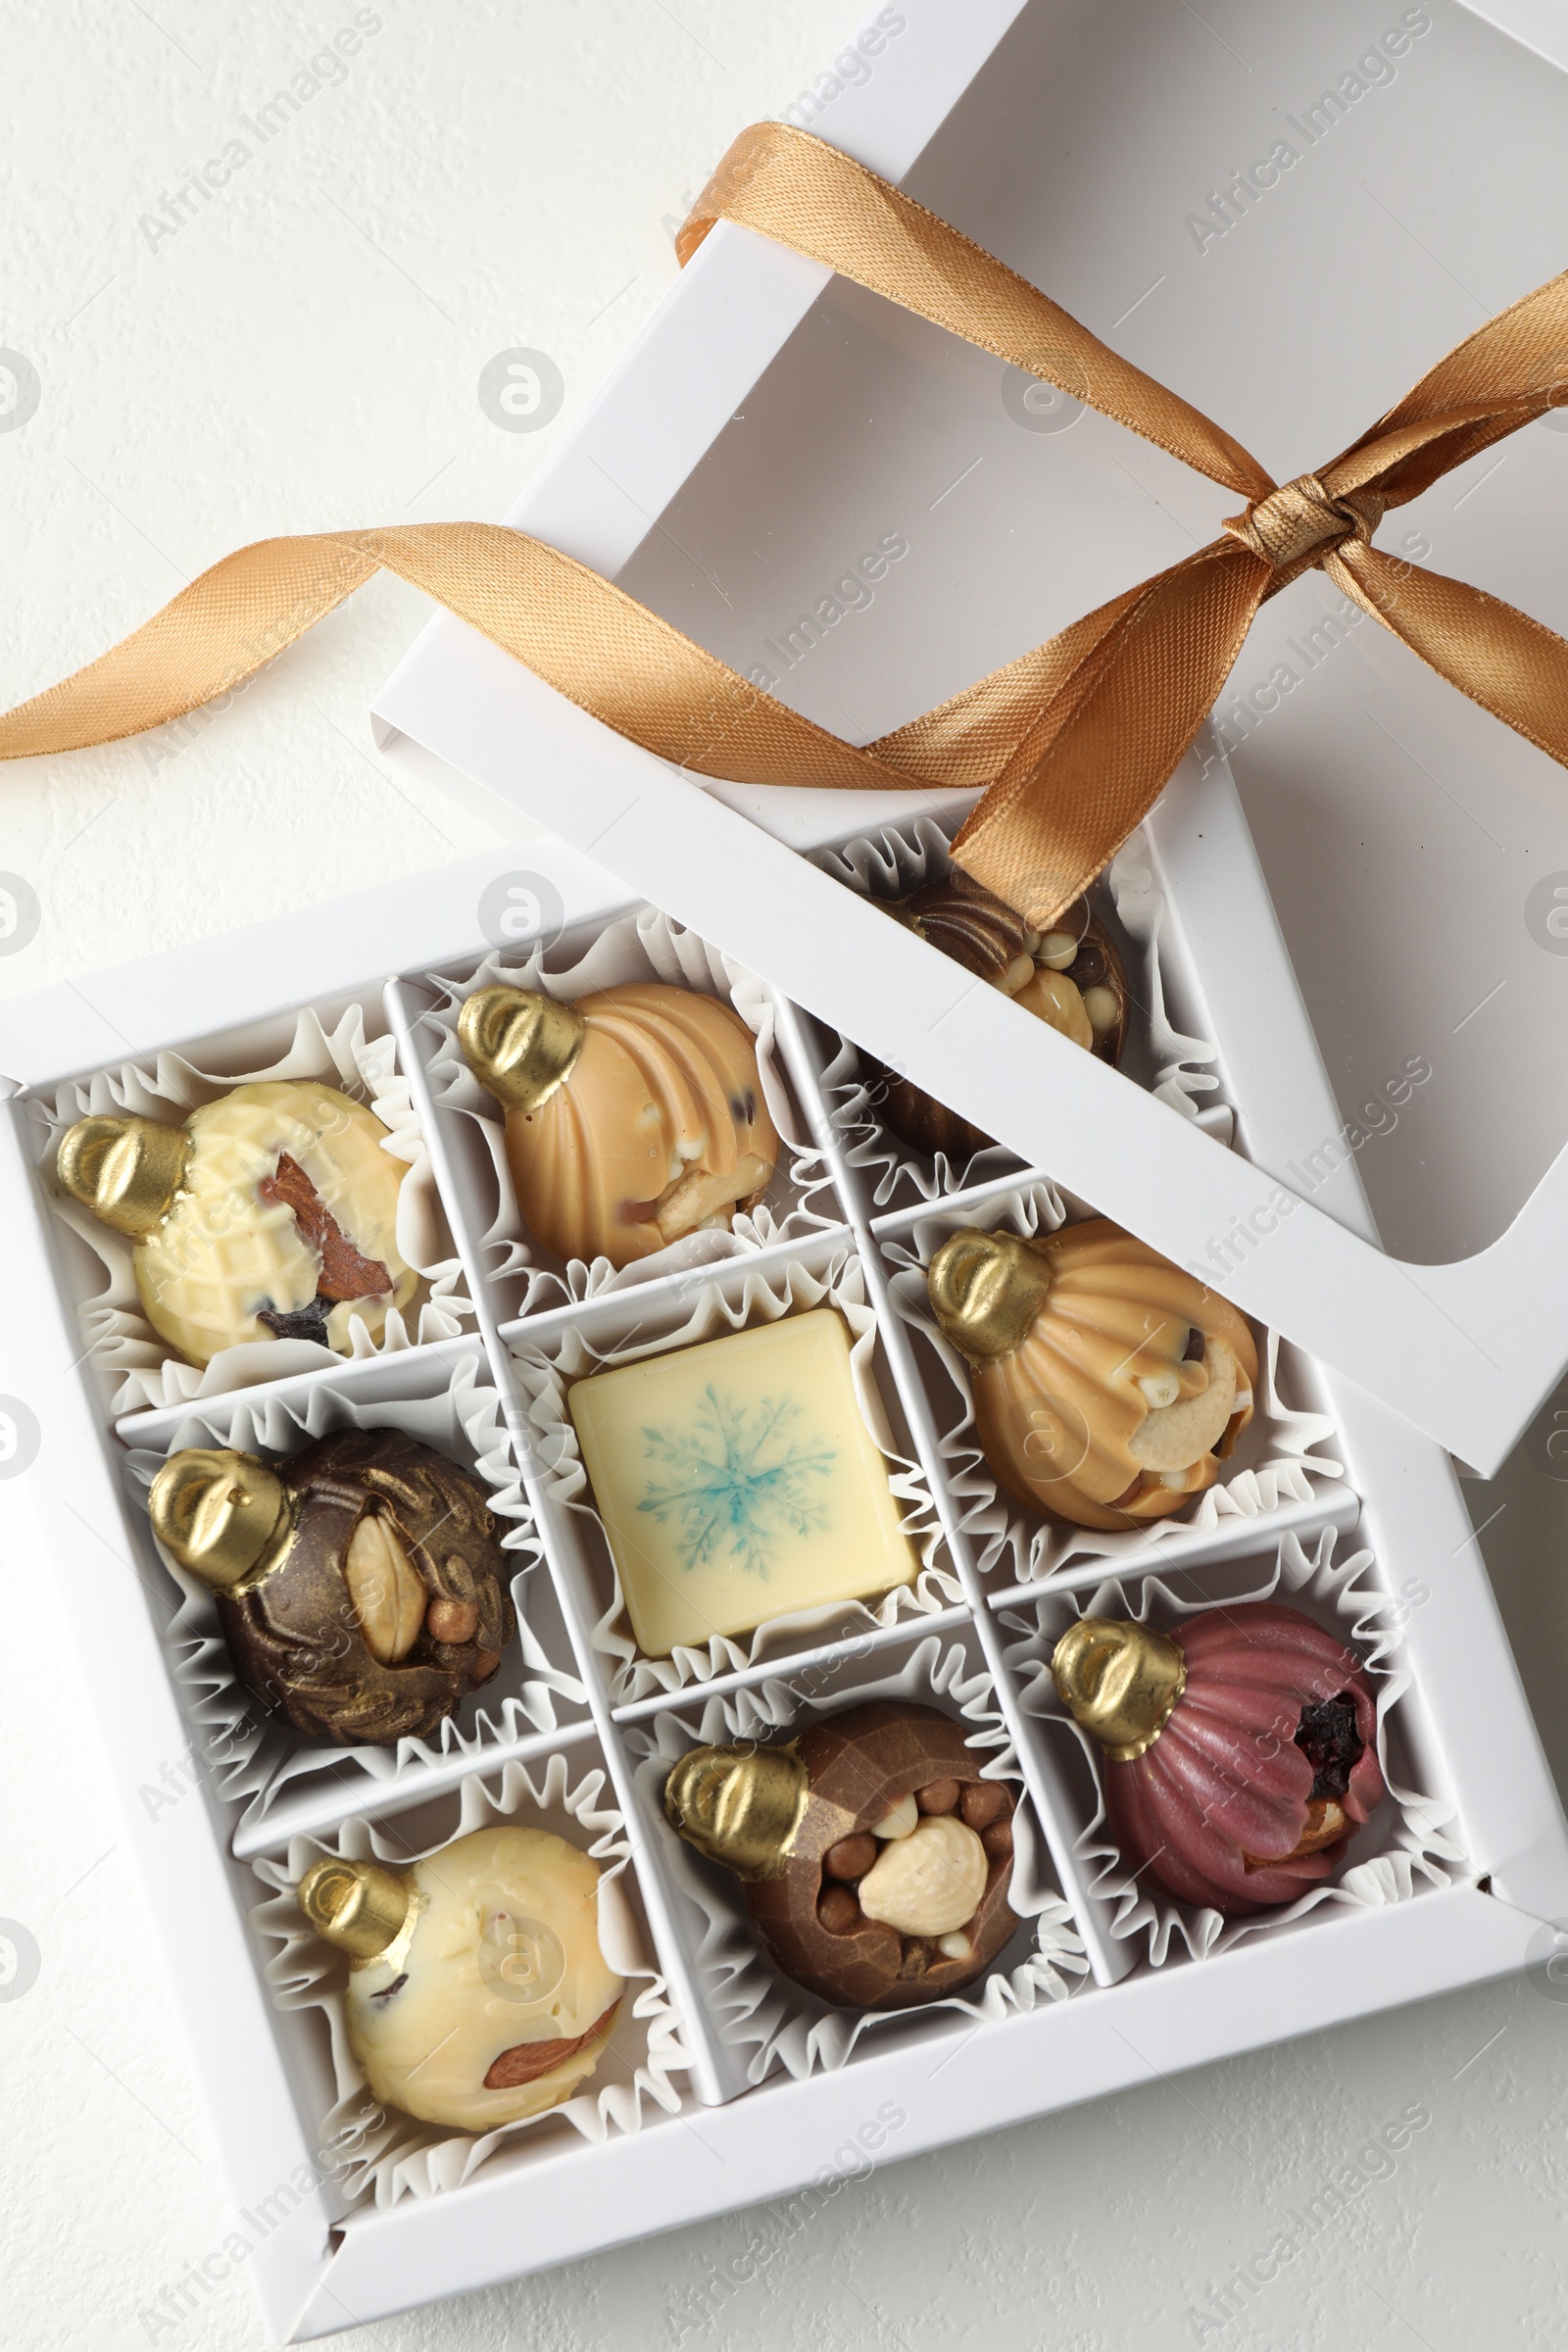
[4,121,1568,929]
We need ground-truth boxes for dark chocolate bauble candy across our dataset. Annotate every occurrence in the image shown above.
[149,1428,516,1745]
[871,874,1129,1161]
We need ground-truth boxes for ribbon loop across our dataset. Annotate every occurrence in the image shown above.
[1222,472,1385,591]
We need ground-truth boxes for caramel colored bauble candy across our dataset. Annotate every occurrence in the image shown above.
[299,1827,623,2130]
[663,1701,1019,2010]
[927,1219,1258,1531]
[459,981,780,1270]
[55,1081,416,1366]
[148,1428,515,1745]
[874,874,1129,1160]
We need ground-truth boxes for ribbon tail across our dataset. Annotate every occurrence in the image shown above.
[0,519,929,794]
[0,534,379,759]
[950,539,1272,926]
[1331,542,1568,769]
[354,523,916,789]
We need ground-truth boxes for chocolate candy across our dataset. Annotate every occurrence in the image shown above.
[1053,1607,1385,1916]
[872,874,1129,1160]
[149,1427,515,1744]
[459,981,779,1270]
[567,1307,918,1657]
[664,1700,1018,2009]
[927,1219,1258,1530]
[55,1080,415,1367]
[299,1826,624,2129]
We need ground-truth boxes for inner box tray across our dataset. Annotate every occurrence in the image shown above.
[1,827,1563,2340]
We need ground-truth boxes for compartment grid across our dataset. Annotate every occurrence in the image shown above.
[23,894,1426,2176]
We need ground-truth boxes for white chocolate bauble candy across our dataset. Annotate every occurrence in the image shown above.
[306,1827,624,2132]
[57,1079,415,1367]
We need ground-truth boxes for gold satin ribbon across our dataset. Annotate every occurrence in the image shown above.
[4,119,1568,927]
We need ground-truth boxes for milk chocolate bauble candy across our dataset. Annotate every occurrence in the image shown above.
[56,1080,415,1366]
[874,875,1128,1159]
[299,1827,624,2129]
[459,982,780,1270]
[664,1701,1018,2009]
[927,1220,1258,1531]
[149,1428,515,1744]
[1053,1608,1385,1916]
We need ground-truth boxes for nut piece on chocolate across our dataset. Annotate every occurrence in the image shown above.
[663,1699,1019,2010]
[870,872,1130,1160]
[148,1427,516,1745]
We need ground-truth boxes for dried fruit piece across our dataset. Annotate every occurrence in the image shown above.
[259,1152,392,1302]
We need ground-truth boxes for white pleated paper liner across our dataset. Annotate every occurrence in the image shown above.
[999,1526,1465,1967]
[250,1752,689,2206]
[506,1246,964,1703]
[416,906,849,1322]
[124,1352,586,1833]
[811,817,1226,1208]
[882,1179,1344,1582]
[626,1630,1088,2084]
[31,999,475,1415]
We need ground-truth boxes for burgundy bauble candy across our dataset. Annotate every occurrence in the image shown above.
[1052,1604,1384,1917]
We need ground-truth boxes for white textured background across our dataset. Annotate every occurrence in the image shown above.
[4,5,1568,2348]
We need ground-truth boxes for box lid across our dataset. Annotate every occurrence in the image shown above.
[372,0,1568,1477]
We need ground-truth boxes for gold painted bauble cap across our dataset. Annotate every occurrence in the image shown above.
[1051,1618,1188,1761]
[663,1741,810,1882]
[148,1447,295,1591]
[458,985,586,1114]
[56,1114,192,1240]
[926,1227,1054,1363]
[298,1856,412,1960]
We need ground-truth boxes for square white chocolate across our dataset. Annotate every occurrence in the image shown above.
[567,1307,919,1656]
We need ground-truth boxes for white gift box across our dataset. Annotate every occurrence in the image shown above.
[6,2,1568,2340]
[373,0,1568,1479]
[2,838,1567,2339]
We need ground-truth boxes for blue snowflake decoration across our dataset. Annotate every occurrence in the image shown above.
[636,1385,837,1579]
